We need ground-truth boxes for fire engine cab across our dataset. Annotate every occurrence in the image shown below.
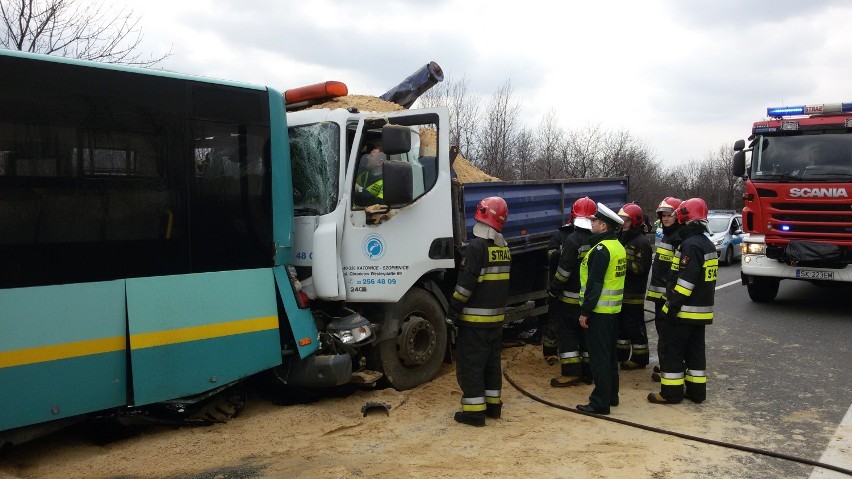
[732,102,852,302]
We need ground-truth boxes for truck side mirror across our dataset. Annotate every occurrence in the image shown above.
[381,125,412,155]
[732,150,746,177]
[382,160,413,205]
[733,139,745,152]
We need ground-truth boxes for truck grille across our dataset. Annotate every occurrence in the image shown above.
[767,201,852,244]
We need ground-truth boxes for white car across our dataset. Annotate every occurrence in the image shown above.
[707,211,745,265]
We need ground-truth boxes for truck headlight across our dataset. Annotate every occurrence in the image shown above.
[328,312,374,346]
[742,243,766,255]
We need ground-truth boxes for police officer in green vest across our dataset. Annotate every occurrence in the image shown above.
[577,203,626,415]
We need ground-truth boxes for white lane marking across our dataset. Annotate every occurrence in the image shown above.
[715,279,740,291]
[809,403,852,478]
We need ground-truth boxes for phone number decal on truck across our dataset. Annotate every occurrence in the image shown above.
[343,265,409,292]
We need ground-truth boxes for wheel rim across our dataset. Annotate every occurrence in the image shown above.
[396,313,437,367]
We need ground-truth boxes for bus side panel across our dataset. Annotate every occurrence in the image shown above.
[272,266,319,359]
[126,269,281,406]
[0,281,127,430]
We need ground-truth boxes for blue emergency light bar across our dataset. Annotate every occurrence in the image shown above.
[767,103,852,118]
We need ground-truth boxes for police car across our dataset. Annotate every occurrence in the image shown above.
[707,210,745,265]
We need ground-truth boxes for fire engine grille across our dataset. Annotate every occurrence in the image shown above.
[768,201,852,238]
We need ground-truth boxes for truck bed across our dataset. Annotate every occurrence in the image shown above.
[455,177,630,253]
[450,176,630,322]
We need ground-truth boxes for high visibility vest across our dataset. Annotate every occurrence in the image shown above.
[580,238,626,314]
[356,169,383,199]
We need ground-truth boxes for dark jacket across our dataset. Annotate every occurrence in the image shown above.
[549,227,592,305]
[645,223,682,304]
[663,223,717,325]
[620,228,653,304]
[450,236,512,328]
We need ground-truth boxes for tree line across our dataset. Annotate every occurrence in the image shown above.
[418,78,744,215]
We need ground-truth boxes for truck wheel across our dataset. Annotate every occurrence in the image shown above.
[373,287,447,391]
[723,246,734,266]
[746,276,780,303]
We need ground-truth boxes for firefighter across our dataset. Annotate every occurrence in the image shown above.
[449,196,512,426]
[645,197,682,382]
[547,197,597,387]
[616,203,653,370]
[576,203,626,415]
[542,216,573,365]
[648,198,717,404]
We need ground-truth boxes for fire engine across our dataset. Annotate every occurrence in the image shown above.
[732,102,852,302]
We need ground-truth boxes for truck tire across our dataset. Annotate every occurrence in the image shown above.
[373,287,447,391]
[746,276,780,303]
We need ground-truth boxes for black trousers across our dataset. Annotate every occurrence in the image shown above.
[617,303,649,366]
[541,299,559,356]
[553,300,588,377]
[657,319,706,402]
[456,326,503,413]
[585,311,619,410]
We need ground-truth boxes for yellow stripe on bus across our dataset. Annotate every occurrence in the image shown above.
[0,316,279,368]
[130,316,279,349]
[0,336,126,368]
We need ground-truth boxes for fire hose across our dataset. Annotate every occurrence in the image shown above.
[502,351,852,477]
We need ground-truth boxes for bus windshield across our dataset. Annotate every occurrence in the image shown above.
[752,133,852,181]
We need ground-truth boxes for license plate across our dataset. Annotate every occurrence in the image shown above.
[796,269,834,280]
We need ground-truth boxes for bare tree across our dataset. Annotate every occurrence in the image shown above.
[530,109,564,180]
[512,127,536,181]
[1,0,169,66]
[476,80,520,180]
[416,75,481,160]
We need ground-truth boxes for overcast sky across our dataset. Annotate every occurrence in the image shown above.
[124,0,852,167]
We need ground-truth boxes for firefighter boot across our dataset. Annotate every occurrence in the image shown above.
[543,343,558,366]
[651,365,661,382]
[454,411,485,427]
[647,392,681,405]
[486,402,502,419]
[550,375,582,388]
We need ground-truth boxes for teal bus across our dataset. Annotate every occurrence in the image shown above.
[0,49,320,445]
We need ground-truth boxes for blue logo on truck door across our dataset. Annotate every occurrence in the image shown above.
[363,234,385,260]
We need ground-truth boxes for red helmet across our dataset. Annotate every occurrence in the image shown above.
[617,203,645,229]
[656,197,682,218]
[676,198,709,224]
[572,197,597,219]
[474,196,508,232]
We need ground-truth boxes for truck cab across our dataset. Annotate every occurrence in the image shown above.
[285,100,455,390]
[732,102,852,302]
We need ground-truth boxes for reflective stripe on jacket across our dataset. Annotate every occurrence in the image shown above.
[450,237,512,328]
[662,227,717,324]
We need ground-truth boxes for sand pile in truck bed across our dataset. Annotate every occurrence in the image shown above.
[308,94,500,183]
